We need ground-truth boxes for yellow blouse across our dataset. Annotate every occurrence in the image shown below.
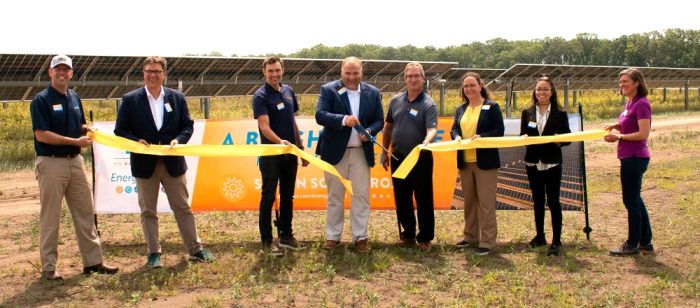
[460,104,482,162]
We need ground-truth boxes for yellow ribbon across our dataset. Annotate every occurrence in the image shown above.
[88,130,353,194]
[392,129,608,179]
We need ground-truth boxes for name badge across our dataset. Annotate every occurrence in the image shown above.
[622,109,628,117]
[481,104,491,110]
[276,102,285,110]
[409,108,418,116]
[165,103,173,112]
[337,87,347,95]
[528,121,537,128]
[52,104,63,111]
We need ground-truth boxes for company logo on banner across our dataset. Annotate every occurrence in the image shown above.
[92,115,584,214]
[92,121,204,213]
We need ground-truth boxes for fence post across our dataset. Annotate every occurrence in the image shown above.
[685,79,689,111]
[439,79,446,116]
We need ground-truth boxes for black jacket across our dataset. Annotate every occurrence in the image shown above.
[519,105,571,164]
[450,100,505,170]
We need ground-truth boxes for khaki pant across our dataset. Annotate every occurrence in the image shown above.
[459,163,498,249]
[35,155,103,271]
[136,159,202,255]
[324,148,371,242]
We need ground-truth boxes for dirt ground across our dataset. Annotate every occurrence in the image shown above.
[0,115,699,306]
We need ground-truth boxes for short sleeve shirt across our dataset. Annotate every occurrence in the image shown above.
[252,83,299,144]
[30,85,86,155]
[617,96,651,159]
[386,91,438,155]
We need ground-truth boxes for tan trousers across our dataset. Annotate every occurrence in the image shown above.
[459,163,499,249]
[35,155,103,271]
[324,148,371,242]
[135,159,202,255]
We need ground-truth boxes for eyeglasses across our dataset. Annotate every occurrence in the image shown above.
[144,70,164,75]
[405,74,423,79]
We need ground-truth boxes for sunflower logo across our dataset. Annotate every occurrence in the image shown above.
[221,176,246,202]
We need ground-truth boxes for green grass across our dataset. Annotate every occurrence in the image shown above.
[1,97,699,306]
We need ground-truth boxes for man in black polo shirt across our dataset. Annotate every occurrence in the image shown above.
[253,57,308,256]
[30,55,118,280]
[381,62,438,251]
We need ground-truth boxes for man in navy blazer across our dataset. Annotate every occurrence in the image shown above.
[114,56,214,268]
[315,57,384,252]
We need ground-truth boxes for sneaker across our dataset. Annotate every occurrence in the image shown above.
[322,240,341,250]
[279,234,305,250]
[529,236,547,248]
[260,242,283,257]
[639,243,655,253]
[189,249,216,263]
[355,239,370,253]
[610,242,640,256]
[418,242,432,251]
[455,240,475,248]
[547,243,562,256]
[474,247,491,256]
[146,253,162,268]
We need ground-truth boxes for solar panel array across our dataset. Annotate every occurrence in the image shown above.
[0,54,457,101]
[2,54,699,101]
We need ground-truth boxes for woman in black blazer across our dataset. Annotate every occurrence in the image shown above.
[519,75,570,256]
[450,72,504,256]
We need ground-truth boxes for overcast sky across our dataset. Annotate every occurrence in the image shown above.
[3,0,698,57]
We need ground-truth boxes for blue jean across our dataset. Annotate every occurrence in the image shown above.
[258,154,298,243]
[620,156,652,247]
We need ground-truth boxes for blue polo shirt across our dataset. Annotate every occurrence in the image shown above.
[252,83,299,144]
[30,84,86,156]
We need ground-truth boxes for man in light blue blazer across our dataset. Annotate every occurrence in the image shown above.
[315,57,384,252]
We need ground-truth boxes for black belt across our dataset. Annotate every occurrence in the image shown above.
[41,153,79,158]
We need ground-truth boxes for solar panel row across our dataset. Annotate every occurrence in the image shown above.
[1,54,699,101]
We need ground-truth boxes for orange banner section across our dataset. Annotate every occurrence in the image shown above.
[189,118,457,211]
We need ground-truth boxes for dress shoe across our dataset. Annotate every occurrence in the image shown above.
[547,243,562,256]
[83,263,119,275]
[322,240,340,250]
[639,243,655,253]
[41,271,63,281]
[529,236,547,248]
[455,240,476,248]
[355,239,369,253]
[400,238,417,247]
[418,242,432,251]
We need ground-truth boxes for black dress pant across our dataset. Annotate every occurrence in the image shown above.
[258,154,298,243]
[526,164,563,244]
[390,150,435,243]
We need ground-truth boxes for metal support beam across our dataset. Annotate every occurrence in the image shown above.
[563,78,569,111]
[685,79,689,111]
[439,79,446,116]
[505,80,514,118]
[663,87,667,102]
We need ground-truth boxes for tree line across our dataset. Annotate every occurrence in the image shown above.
[285,29,699,69]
